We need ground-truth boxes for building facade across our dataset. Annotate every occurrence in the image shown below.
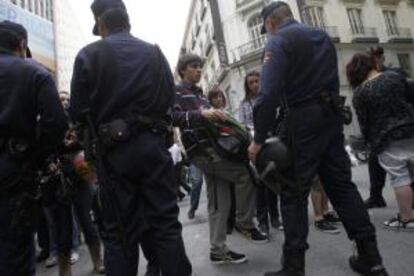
[1,0,87,91]
[1,0,55,71]
[53,0,88,92]
[179,0,414,135]
[297,0,414,134]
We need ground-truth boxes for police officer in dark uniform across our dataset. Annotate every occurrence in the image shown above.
[0,20,68,275]
[70,1,192,275]
[248,2,388,276]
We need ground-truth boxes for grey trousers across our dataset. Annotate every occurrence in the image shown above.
[193,157,256,255]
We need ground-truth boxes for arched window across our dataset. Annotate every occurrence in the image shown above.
[247,13,266,50]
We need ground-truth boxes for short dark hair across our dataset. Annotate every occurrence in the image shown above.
[268,4,293,22]
[346,53,375,89]
[0,33,20,54]
[101,8,130,34]
[177,53,203,79]
[244,70,260,101]
[207,88,226,108]
[368,46,384,59]
[0,20,27,54]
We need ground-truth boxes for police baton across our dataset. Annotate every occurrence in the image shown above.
[245,161,261,188]
[82,109,130,258]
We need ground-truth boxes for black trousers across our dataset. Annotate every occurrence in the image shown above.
[0,154,35,276]
[280,104,376,254]
[368,152,386,199]
[256,185,279,225]
[0,197,35,276]
[97,131,192,276]
[36,208,50,253]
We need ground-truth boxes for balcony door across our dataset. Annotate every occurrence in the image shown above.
[347,8,364,35]
[383,10,398,36]
[248,14,266,51]
[302,6,325,28]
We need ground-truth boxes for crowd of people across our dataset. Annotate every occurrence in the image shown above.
[0,0,413,276]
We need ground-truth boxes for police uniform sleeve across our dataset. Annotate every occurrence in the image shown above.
[406,79,414,106]
[171,94,205,128]
[158,47,176,110]
[36,74,68,159]
[253,36,289,144]
[70,50,91,123]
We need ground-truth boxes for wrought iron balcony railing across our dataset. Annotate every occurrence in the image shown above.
[236,0,255,8]
[236,36,267,59]
[387,27,412,41]
[350,27,379,43]
[322,26,339,38]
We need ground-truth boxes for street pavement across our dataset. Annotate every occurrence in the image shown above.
[37,164,414,276]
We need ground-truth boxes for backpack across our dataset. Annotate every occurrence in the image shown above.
[204,113,252,163]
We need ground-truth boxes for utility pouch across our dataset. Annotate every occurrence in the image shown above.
[98,119,131,148]
[320,92,353,125]
[7,138,30,161]
[10,191,39,235]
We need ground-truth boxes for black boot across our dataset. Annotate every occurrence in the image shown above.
[177,190,186,201]
[145,263,161,276]
[349,238,388,276]
[364,196,386,209]
[264,251,305,276]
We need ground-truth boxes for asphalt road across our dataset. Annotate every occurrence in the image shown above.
[37,164,414,276]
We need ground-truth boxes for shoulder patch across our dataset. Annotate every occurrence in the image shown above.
[263,51,272,64]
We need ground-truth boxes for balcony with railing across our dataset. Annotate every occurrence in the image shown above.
[322,26,340,43]
[387,28,413,43]
[350,27,379,43]
[235,36,267,61]
[236,0,256,8]
[236,0,267,15]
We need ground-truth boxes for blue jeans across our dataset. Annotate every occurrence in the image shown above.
[189,164,203,210]
[44,203,74,255]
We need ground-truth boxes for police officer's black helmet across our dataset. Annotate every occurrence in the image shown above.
[91,0,127,35]
[177,53,203,77]
[0,20,32,58]
[254,137,292,194]
[260,1,289,34]
[256,137,291,174]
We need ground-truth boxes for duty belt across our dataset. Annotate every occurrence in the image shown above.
[289,96,321,110]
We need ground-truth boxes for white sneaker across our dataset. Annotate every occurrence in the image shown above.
[45,253,58,268]
[70,251,79,264]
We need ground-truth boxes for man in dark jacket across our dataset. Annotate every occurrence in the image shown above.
[0,20,67,276]
[248,2,388,276]
[70,1,191,275]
